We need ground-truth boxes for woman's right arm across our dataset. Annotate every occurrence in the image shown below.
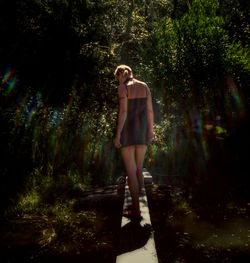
[114,84,127,148]
[146,85,154,141]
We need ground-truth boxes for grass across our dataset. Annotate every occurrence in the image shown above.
[1,169,122,263]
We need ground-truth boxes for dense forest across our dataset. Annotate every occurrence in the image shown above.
[0,0,249,214]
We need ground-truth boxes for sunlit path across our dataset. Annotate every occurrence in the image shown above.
[116,169,158,263]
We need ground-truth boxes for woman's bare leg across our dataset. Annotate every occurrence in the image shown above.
[135,145,147,195]
[121,145,140,217]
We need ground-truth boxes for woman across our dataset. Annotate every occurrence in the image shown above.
[114,65,154,221]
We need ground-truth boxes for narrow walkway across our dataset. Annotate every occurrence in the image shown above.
[116,169,158,263]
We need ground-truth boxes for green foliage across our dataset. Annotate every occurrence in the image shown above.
[139,0,249,108]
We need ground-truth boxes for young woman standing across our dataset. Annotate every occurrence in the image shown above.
[113,65,154,220]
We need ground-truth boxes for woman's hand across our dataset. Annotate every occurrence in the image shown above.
[149,130,154,142]
[114,134,122,148]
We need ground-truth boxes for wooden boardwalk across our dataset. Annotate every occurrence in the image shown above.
[116,169,158,263]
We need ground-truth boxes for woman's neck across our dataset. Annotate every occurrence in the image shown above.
[123,77,133,84]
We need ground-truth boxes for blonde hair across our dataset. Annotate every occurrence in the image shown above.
[114,65,133,83]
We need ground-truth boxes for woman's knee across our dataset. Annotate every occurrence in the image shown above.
[136,168,142,174]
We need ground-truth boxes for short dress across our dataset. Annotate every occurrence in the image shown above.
[119,79,150,148]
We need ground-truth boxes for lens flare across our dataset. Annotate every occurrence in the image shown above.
[2,67,18,101]
[2,67,15,83]
[16,93,29,115]
[226,75,245,120]
[4,76,17,96]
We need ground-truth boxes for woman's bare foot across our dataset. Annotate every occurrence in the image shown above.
[122,207,142,221]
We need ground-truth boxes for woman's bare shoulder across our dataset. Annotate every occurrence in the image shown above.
[118,83,126,90]
[133,78,148,87]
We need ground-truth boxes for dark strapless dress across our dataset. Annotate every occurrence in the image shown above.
[120,97,150,147]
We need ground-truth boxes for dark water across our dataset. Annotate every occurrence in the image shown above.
[146,183,250,263]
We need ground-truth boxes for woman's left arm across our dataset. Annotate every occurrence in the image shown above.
[114,84,127,148]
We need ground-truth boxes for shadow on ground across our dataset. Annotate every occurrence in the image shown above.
[117,221,152,255]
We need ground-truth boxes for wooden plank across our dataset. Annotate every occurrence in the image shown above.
[143,168,153,184]
[116,169,158,263]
